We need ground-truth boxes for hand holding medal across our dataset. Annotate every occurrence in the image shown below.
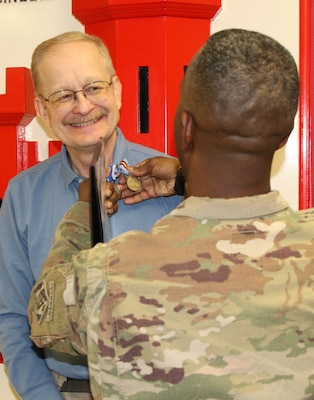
[118,160,142,192]
[106,159,142,192]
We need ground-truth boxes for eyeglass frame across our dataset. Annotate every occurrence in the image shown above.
[41,80,113,105]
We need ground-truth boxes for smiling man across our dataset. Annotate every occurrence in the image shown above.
[0,32,181,400]
[32,36,121,178]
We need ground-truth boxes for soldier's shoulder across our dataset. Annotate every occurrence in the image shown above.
[295,207,314,223]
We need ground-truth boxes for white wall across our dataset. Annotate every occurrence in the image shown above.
[0,0,84,163]
[0,0,299,398]
[0,2,83,398]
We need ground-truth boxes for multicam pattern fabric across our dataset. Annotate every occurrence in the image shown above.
[29,192,314,399]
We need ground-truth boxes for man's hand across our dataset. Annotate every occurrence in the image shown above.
[121,156,180,204]
[78,179,90,202]
[104,182,121,216]
[78,179,121,216]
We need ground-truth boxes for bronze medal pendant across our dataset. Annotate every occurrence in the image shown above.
[126,175,142,191]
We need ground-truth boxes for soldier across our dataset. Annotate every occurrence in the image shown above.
[29,29,314,399]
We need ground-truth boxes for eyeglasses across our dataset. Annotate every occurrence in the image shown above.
[42,80,113,105]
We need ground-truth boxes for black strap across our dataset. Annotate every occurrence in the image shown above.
[90,164,104,246]
[60,378,91,393]
[174,167,185,195]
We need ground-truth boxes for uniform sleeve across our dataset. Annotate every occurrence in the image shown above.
[28,202,91,356]
[0,188,63,400]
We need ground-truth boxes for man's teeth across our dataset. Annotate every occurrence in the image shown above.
[71,119,98,127]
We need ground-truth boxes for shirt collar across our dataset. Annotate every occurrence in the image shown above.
[171,191,289,220]
[111,127,128,164]
[60,129,125,188]
[60,145,85,188]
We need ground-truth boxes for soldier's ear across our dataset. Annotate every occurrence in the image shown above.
[277,133,291,149]
[181,111,194,153]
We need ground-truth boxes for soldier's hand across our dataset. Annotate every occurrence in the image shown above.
[122,156,180,204]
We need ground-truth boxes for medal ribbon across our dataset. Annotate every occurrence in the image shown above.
[106,159,130,182]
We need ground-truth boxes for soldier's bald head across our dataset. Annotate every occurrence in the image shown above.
[181,29,299,154]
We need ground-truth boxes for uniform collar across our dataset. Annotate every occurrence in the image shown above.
[171,191,289,220]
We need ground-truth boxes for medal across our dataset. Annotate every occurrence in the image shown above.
[126,175,142,192]
[118,159,142,191]
[107,159,142,191]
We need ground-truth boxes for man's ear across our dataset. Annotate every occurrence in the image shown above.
[34,97,48,121]
[180,111,194,153]
[112,75,122,110]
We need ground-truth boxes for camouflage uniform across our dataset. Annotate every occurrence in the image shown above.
[28,191,314,399]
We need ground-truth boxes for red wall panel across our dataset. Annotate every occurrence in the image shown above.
[0,68,36,199]
[73,0,221,155]
[299,0,314,209]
